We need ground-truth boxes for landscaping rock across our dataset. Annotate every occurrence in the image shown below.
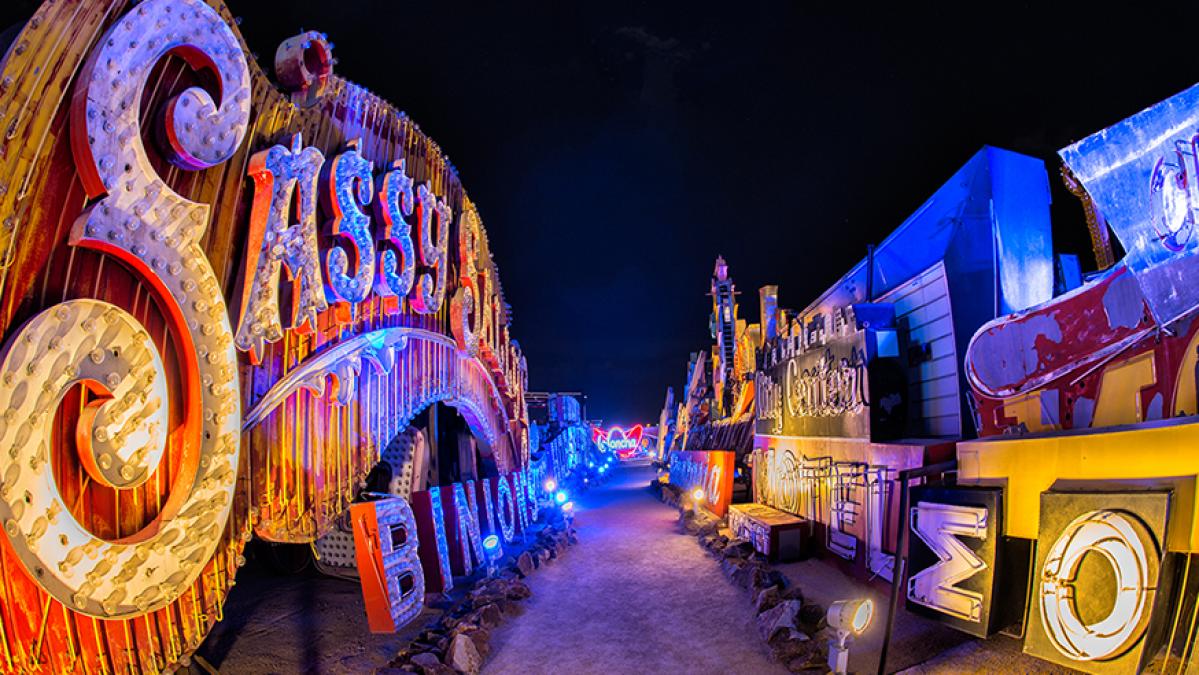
[722,539,754,559]
[506,580,532,600]
[732,562,760,588]
[477,603,502,629]
[786,644,827,673]
[516,552,535,577]
[798,602,825,631]
[780,586,805,604]
[410,653,441,670]
[771,633,816,665]
[452,625,491,659]
[757,599,802,642]
[446,633,482,675]
[720,557,746,579]
[753,586,781,614]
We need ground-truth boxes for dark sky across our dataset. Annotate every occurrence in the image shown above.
[7,2,1197,424]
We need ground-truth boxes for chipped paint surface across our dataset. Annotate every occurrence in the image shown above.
[1102,271,1146,330]
[965,260,1199,436]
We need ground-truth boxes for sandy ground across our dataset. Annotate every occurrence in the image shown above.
[195,461,1073,674]
[485,462,786,675]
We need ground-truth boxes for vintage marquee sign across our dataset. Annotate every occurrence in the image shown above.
[669,450,734,518]
[593,424,644,457]
[755,305,905,441]
[0,0,531,670]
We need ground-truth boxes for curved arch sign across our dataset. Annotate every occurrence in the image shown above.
[0,0,530,671]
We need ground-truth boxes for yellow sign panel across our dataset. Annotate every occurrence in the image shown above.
[957,417,1199,551]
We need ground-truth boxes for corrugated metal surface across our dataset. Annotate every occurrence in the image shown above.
[879,262,961,438]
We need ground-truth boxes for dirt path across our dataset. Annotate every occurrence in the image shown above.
[485,463,785,675]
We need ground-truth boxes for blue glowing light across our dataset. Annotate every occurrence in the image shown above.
[599,466,607,474]
[554,490,568,505]
[483,534,500,551]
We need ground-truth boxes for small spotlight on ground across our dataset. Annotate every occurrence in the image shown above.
[554,490,568,505]
[692,488,705,503]
[826,598,873,674]
[483,535,501,559]
[544,478,557,493]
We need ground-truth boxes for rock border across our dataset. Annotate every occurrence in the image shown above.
[651,479,828,673]
[381,510,579,675]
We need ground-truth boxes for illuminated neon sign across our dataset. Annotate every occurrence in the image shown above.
[593,424,644,457]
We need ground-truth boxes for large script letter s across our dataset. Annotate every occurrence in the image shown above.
[235,133,327,363]
[0,0,246,618]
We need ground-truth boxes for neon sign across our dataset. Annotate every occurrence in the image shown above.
[593,424,644,457]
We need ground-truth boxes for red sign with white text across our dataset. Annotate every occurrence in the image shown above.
[669,450,735,518]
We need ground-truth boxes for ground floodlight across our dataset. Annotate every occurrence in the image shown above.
[827,598,874,674]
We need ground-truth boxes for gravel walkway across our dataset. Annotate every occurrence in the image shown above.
[485,463,785,675]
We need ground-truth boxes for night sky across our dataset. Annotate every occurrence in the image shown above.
[5,2,1197,424]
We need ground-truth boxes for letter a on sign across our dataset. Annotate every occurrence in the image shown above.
[908,501,988,623]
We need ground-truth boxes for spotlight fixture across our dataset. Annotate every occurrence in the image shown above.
[554,490,568,505]
[826,598,874,674]
[483,535,501,558]
[692,488,705,503]
[544,478,557,493]
[483,534,502,576]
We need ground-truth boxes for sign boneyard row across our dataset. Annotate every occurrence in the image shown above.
[736,82,1199,673]
[0,0,531,671]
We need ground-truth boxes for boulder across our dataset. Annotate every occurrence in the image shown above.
[780,586,805,604]
[721,539,754,559]
[446,633,483,675]
[410,652,441,671]
[798,602,825,632]
[453,625,491,659]
[753,586,781,614]
[506,580,533,600]
[770,633,816,664]
[516,552,535,577]
[732,562,760,588]
[786,643,827,673]
[477,603,503,629]
[720,557,746,580]
[757,599,802,642]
